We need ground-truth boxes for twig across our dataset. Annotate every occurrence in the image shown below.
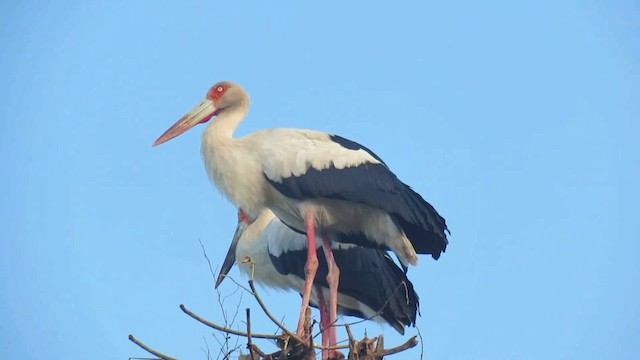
[217,285,243,358]
[375,336,418,357]
[246,308,255,360]
[201,238,242,358]
[375,334,384,353]
[128,334,177,360]
[219,272,253,294]
[248,280,304,343]
[417,327,424,360]
[345,323,356,355]
[210,331,226,357]
[345,324,355,343]
[202,336,212,360]
[199,239,217,286]
[248,344,269,358]
[304,307,314,353]
[180,304,280,340]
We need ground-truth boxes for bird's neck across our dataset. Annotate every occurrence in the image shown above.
[201,105,248,184]
[201,104,264,213]
[205,104,249,140]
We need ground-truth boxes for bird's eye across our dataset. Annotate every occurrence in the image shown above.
[208,85,227,100]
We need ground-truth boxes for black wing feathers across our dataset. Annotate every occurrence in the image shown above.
[329,135,387,165]
[269,245,419,334]
[266,134,449,259]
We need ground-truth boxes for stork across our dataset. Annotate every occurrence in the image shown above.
[216,209,419,349]
[153,81,449,351]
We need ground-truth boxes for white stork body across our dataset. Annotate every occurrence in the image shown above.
[215,209,419,337]
[202,127,421,266]
[154,81,449,356]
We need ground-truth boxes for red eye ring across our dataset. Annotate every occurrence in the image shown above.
[209,85,227,100]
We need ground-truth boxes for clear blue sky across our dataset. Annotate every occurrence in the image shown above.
[1,1,638,359]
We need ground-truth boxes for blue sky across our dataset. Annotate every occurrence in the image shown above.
[1,1,638,359]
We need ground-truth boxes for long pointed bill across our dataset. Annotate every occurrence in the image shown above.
[153,98,217,146]
[215,218,250,289]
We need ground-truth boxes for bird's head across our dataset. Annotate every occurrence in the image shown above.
[153,81,249,146]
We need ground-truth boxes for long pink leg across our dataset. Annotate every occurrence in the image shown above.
[315,286,330,360]
[321,235,341,356]
[296,210,319,337]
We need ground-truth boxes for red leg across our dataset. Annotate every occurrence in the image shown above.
[321,235,341,358]
[315,286,330,360]
[296,210,319,338]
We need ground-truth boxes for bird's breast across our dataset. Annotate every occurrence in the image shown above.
[201,136,268,214]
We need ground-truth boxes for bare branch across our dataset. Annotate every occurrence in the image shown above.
[180,304,281,340]
[375,336,418,357]
[246,308,255,360]
[249,344,268,358]
[128,334,177,360]
[218,272,253,294]
[247,280,305,343]
[202,336,212,360]
[199,239,217,286]
[417,327,425,360]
